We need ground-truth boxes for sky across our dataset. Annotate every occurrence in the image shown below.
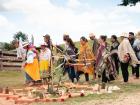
[0,0,140,46]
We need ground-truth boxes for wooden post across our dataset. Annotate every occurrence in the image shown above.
[0,50,3,71]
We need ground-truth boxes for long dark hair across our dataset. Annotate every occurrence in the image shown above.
[80,36,88,42]
[63,35,69,41]
[100,35,107,42]
[65,38,75,49]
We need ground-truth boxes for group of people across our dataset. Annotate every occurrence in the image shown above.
[15,35,52,86]
[14,32,140,86]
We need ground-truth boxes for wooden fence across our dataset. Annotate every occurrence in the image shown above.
[0,50,23,71]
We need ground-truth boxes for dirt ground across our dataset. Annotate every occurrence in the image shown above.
[0,92,140,105]
[0,76,140,105]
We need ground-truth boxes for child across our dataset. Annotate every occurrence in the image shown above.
[39,43,51,80]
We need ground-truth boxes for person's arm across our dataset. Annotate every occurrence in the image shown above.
[48,49,51,61]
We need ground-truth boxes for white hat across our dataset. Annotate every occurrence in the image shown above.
[40,43,47,46]
[22,42,29,47]
[63,32,69,35]
[121,32,129,38]
[136,31,140,39]
[89,33,95,37]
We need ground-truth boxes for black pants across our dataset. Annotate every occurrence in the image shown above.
[132,66,135,75]
[101,70,115,83]
[135,64,139,78]
[120,62,129,82]
[112,55,119,75]
[114,59,119,75]
[76,71,89,81]
[102,70,109,83]
[67,66,76,83]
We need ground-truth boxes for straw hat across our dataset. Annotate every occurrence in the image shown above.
[121,32,129,38]
[22,42,29,47]
[63,32,69,35]
[89,33,95,37]
[136,31,140,39]
[40,43,47,47]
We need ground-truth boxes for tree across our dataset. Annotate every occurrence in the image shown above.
[13,31,28,42]
[3,42,15,51]
[119,0,140,6]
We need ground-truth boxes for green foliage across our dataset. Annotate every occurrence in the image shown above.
[2,42,15,51]
[120,0,140,6]
[13,31,28,42]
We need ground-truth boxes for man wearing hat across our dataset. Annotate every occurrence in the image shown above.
[133,32,140,79]
[118,32,140,83]
[43,34,52,50]
[89,33,99,57]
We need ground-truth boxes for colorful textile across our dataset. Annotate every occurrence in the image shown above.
[24,58,40,81]
[118,38,140,66]
[76,43,95,74]
[96,43,117,82]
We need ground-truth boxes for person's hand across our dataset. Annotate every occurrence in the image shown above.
[22,63,27,68]
[124,53,130,62]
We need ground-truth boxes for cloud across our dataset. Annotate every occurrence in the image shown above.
[0,15,17,42]
[0,0,140,45]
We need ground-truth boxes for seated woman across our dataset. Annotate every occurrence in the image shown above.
[39,43,51,80]
[76,36,95,83]
[23,43,40,86]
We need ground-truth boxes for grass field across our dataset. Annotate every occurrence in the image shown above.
[0,68,140,105]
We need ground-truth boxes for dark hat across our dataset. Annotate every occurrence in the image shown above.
[43,34,50,38]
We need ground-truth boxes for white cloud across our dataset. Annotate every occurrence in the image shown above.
[1,0,140,45]
[0,15,14,28]
[67,0,81,8]
[0,15,17,42]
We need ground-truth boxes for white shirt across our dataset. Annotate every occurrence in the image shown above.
[39,48,51,61]
[26,50,36,63]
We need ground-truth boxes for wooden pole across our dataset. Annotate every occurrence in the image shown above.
[0,50,3,71]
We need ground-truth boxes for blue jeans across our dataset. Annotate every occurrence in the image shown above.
[67,66,76,82]
[25,72,33,82]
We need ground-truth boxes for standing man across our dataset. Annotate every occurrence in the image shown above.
[110,35,120,74]
[43,34,53,50]
[89,33,99,79]
[133,32,140,79]
[118,33,139,83]
[128,32,136,76]
[89,33,99,57]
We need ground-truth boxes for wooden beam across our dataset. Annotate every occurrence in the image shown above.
[0,58,23,62]
[2,62,22,67]
[0,50,3,70]
[2,67,22,71]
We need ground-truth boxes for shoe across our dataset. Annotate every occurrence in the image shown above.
[83,81,89,85]
[134,77,139,79]
[28,82,34,86]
